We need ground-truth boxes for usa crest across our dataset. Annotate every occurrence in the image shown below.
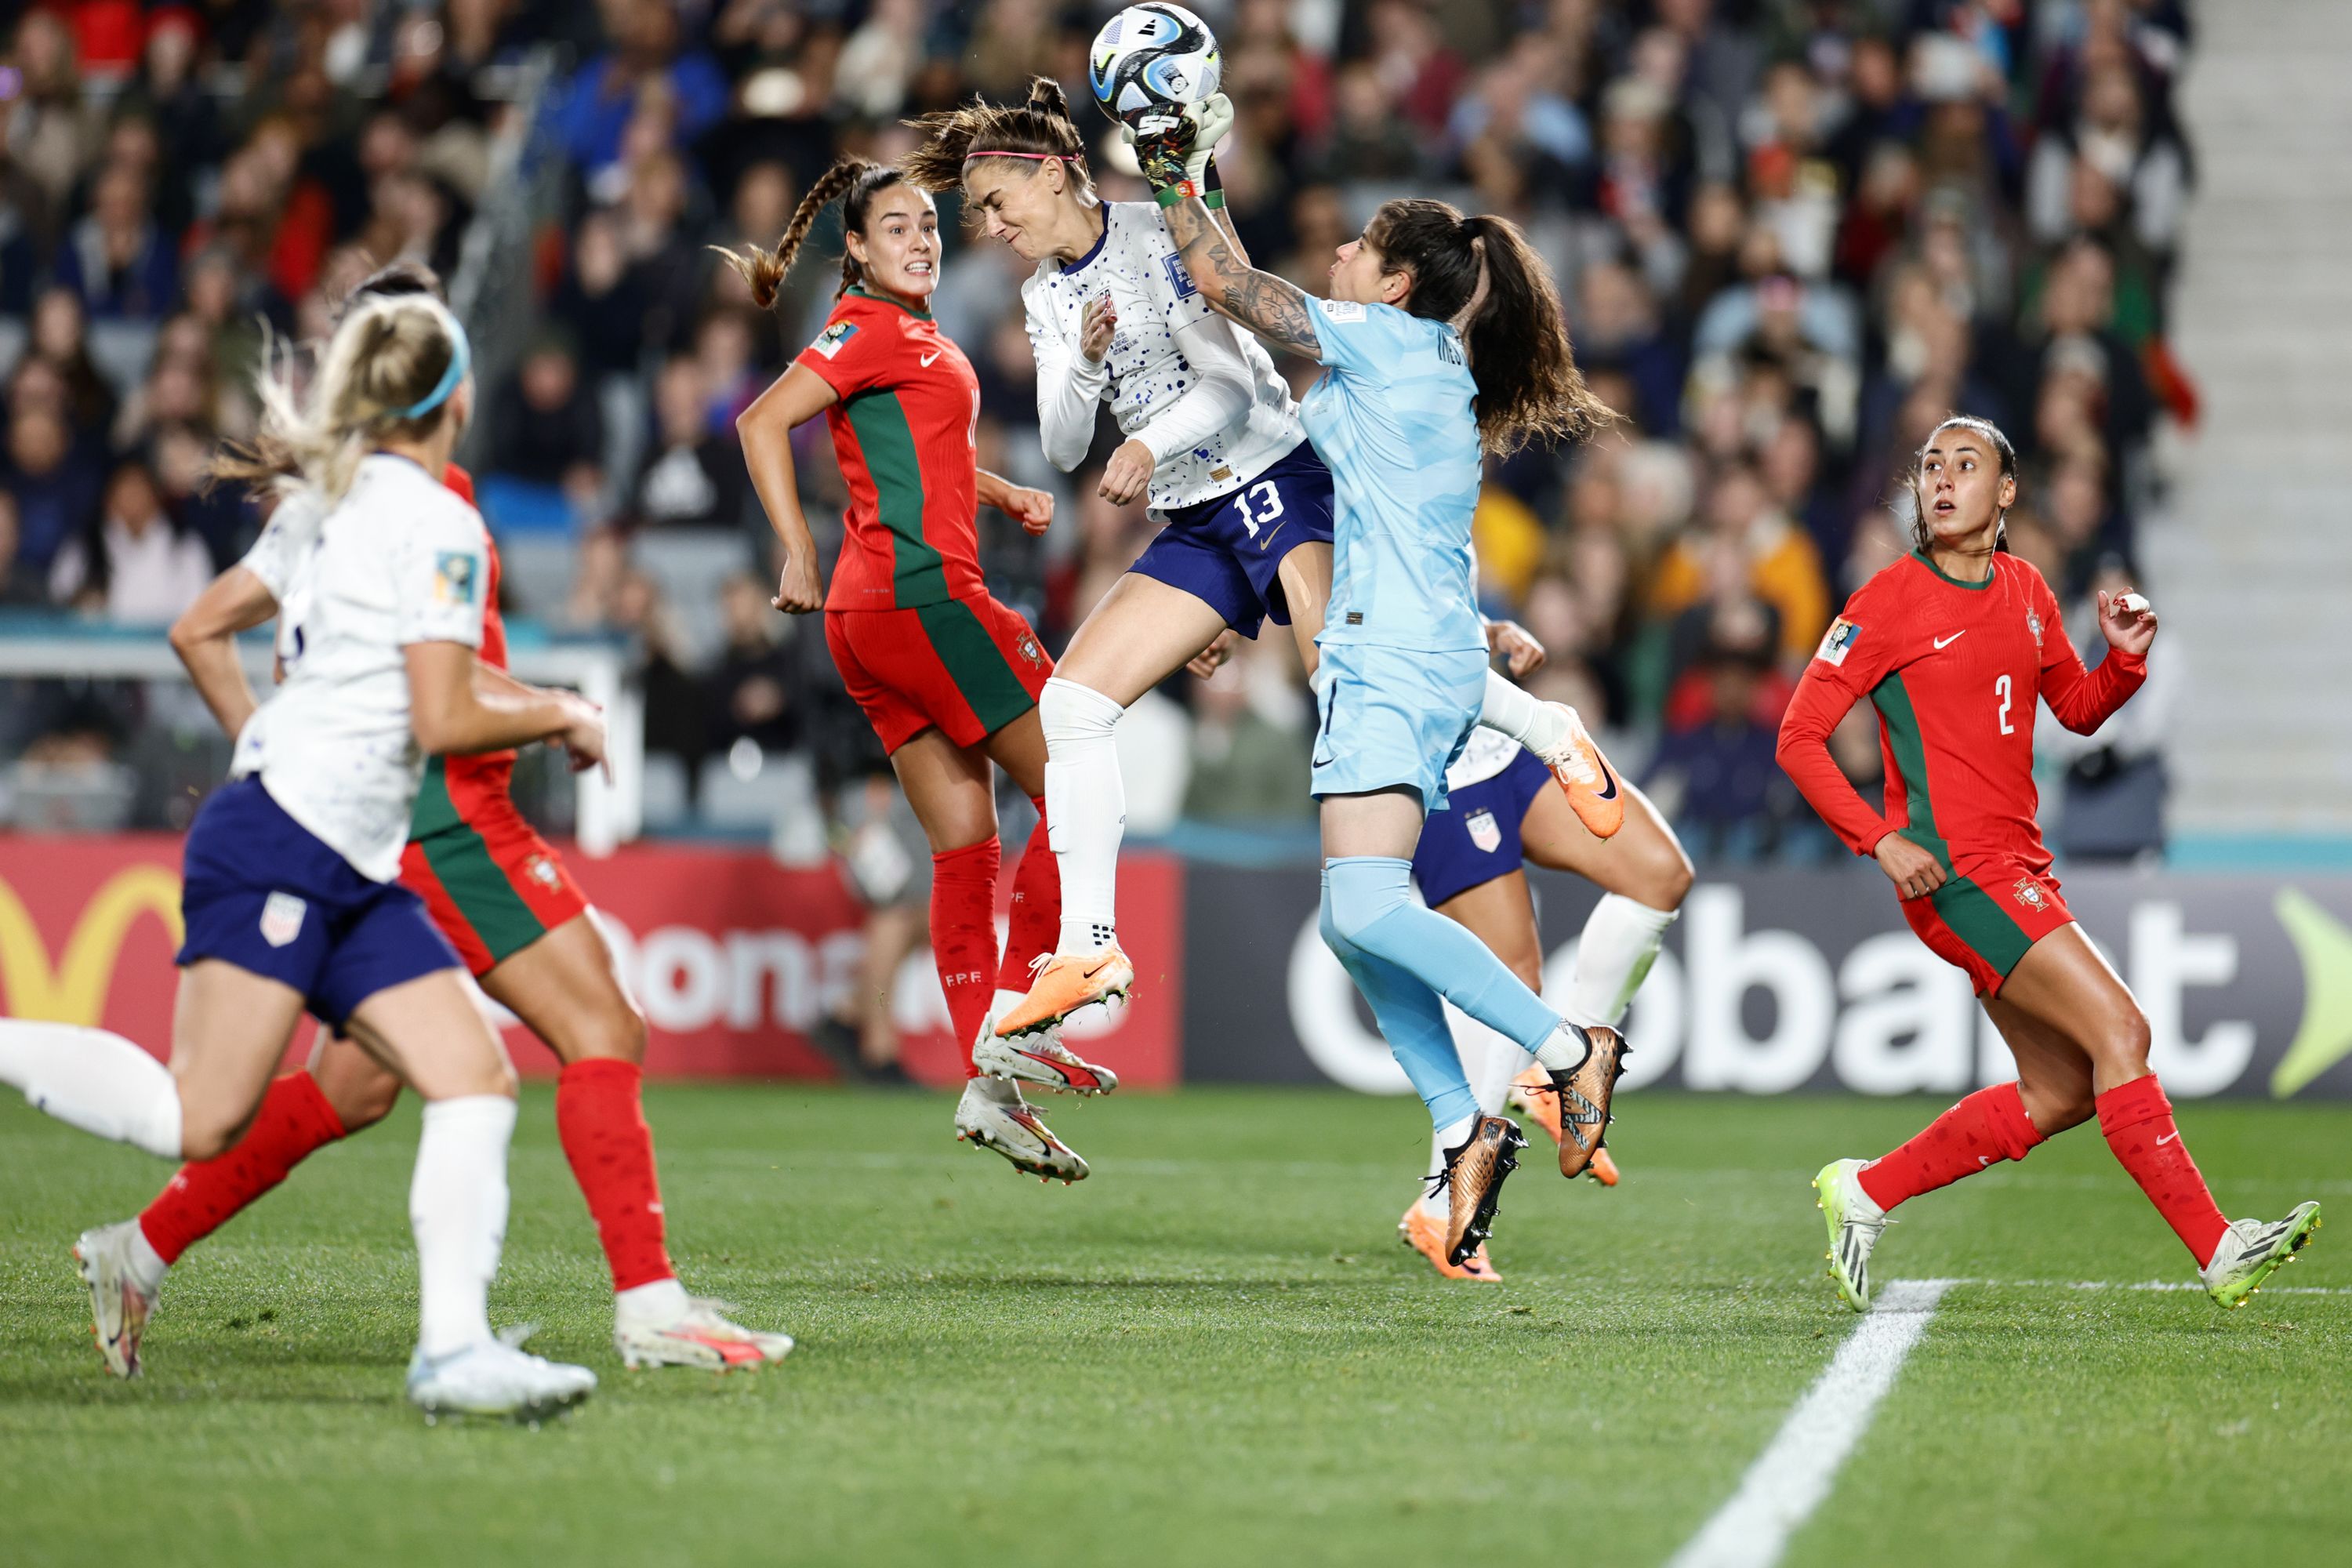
[1466,809,1502,854]
[260,891,307,949]
[2012,877,2049,913]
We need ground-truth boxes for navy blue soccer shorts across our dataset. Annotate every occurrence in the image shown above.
[177,778,463,1028]
[1410,747,1553,906]
[1131,442,1335,638]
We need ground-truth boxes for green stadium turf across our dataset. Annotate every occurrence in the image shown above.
[2,1086,2345,1566]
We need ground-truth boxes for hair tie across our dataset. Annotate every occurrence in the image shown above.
[1448,235,1490,338]
[396,317,471,420]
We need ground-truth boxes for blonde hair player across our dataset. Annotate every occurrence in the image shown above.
[0,293,608,1420]
[903,80,1624,1063]
[71,263,793,1383]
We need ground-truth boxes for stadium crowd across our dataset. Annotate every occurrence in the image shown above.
[0,0,2193,860]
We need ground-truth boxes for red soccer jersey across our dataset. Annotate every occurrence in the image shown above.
[437,461,516,784]
[1776,550,2146,873]
[794,287,984,611]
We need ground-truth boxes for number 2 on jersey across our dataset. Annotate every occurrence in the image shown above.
[1995,673,2014,735]
[1235,480,1284,539]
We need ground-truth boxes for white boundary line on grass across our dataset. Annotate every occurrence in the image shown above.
[1666,1278,1955,1568]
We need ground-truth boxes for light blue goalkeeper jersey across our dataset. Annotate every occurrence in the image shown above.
[1296,296,1487,655]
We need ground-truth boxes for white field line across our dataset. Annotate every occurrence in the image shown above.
[1666,1278,1955,1568]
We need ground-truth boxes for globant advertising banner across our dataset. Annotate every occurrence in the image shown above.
[0,837,1182,1091]
[1185,865,2352,1101]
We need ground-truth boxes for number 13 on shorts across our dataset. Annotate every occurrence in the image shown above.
[1236,479,1283,539]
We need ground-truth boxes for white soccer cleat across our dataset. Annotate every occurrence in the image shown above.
[73,1221,158,1379]
[1814,1158,1891,1312]
[972,1016,1119,1096]
[615,1298,794,1371]
[406,1338,597,1423]
[2201,1203,2322,1308]
[954,1078,1089,1184]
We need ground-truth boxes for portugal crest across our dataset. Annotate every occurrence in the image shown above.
[2012,877,2049,913]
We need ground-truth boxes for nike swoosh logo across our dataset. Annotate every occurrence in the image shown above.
[1255,521,1287,552]
[920,350,942,367]
[1591,748,1620,802]
[2157,1131,2179,1146]
[1933,631,1966,649]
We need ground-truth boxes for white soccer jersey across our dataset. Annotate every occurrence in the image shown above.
[1445,726,1525,792]
[240,488,325,666]
[1024,201,1304,513]
[230,454,490,882]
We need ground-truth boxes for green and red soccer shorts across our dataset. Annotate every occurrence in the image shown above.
[1901,851,2074,996]
[825,593,1054,753]
[399,758,589,978]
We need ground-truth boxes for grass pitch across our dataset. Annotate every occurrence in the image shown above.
[2,1085,2346,1566]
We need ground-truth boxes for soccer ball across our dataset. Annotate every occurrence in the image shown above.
[1088,3,1222,140]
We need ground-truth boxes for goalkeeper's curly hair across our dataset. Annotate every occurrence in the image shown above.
[902,77,1092,196]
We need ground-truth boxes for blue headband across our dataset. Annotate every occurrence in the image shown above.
[397,318,471,419]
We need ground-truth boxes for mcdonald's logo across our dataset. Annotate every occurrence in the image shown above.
[0,866,184,1025]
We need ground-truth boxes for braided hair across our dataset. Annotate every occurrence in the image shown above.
[714,157,913,309]
[901,77,1092,196]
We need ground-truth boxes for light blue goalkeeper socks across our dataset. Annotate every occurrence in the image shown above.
[1319,856,1565,1130]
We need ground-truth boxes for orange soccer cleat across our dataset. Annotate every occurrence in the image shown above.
[993,946,1135,1040]
[1509,1066,1624,1185]
[1399,1203,1502,1281]
[1531,703,1624,839]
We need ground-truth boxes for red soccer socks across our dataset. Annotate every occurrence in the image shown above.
[1857,1082,2046,1212]
[997,801,1059,991]
[138,1070,346,1264]
[555,1058,675,1293]
[2096,1073,2230,1266]
[931,837,1004,1073]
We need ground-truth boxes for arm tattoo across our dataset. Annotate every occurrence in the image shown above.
[1163,197,1319,358]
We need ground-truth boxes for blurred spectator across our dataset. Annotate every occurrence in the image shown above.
[1181,643,1312,824]
[54,163,177,320]
[633,356,747,528]
[1650,463,1829,670]
[483,334,604,531]
[1643,619,1791,862]
[706,573,799,757]
[0,490,52,607]
[49,459,212,622]
[2,404,100,575]
[28,287,120,434]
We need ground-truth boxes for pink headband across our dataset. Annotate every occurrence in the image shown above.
[963,151,1081,163]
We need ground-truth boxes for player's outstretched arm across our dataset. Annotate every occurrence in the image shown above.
[168,564,279,739]
[738,363,839,613]
[1160,194,1320,359]
[1141,96,1321,359]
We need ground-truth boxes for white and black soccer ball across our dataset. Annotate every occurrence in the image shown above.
[1088,3,1222,139]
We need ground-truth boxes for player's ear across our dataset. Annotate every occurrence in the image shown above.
[1996,472,2017,511]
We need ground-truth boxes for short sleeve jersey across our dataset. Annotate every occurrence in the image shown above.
[1802,550,2131,872]
[231,455,491,882]
[243,463,514,782]
[1022,201,1304,511]
[797,287,985,611]
[1297,297,1486,654]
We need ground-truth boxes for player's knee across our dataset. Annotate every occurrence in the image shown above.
[330,1073,402,1132]
[1650,839,1696,909]
[564,995,648,1066]
[1038,677,1121,748]
[1323,869,1410,948]
[2093,1008,2154,1078]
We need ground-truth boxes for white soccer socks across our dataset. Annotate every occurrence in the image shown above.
[1039,677,1127,954]
[1476,670,1571,756]
[409,1094,517,1359]
[0,1020,183,1158]
[1570,894,1679,1027]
